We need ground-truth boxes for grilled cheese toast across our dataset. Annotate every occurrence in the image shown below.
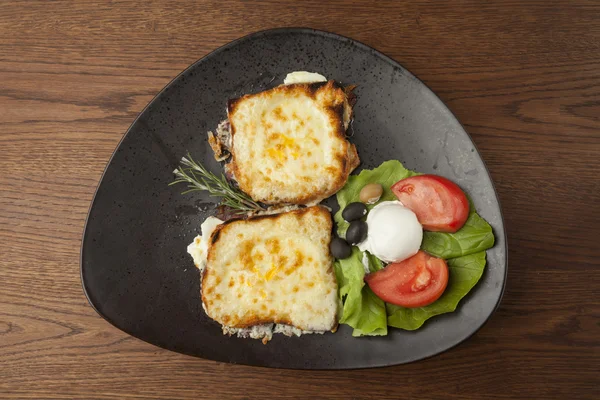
[189,206,338,342]
[210,80,359,205]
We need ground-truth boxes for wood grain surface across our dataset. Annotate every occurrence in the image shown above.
[1,1,599,399]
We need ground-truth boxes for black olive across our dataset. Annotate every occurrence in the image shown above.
[346,220,368,245]
[330,237,352,259]
[342,202,367,222]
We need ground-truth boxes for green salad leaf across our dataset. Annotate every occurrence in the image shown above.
[421,204,495,259]
[333,160,495,334]
[334,160,419,237]
[386,251,487,330]
[334,248,387,336]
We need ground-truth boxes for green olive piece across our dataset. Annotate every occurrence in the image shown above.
[359,183,383,204]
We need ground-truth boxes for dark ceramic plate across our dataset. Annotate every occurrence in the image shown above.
[81,28,507,369]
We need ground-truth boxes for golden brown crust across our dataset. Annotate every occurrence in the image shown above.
[207,205,332,250]
[207,131,228,161]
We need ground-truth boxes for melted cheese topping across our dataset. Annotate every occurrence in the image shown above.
[283,71,327,85]
[202,206,338,331]
[227,81,358,205]
[187,216,223,271]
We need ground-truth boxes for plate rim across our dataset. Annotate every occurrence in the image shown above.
[80,27,508,369]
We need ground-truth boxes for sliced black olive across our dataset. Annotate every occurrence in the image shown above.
[342,202,367,222]
[330,237,352,259]
[346,220,368,245]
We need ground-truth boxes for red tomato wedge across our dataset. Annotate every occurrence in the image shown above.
[391,174,469,233]
[365,251,448,308]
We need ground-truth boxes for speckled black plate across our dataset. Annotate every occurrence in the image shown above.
[81,28,507,369]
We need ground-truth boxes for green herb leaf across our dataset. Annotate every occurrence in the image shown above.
[170,154,266,214]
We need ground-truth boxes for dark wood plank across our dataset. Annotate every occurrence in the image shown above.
[1,1,598,399]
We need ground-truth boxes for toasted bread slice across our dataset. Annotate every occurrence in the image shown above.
[201,206,338,334]
[226,81,359,205]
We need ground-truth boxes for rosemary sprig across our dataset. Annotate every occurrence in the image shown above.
[170,154,265,214]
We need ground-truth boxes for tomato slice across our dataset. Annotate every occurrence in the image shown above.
[365,251,448,308]
[391,174,469,233]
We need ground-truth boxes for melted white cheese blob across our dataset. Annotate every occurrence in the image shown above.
[187,216,223,271]
[283,71,327,85]
[358,201,423,263]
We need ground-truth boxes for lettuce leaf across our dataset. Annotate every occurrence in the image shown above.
[386,251,487,330]
[335,160,493,259]
[333,160,495,334]
[334,248,387,336]
[334,160,419,238]
[421,204,495,259]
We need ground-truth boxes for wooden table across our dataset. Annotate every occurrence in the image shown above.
[1,1,598,399]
